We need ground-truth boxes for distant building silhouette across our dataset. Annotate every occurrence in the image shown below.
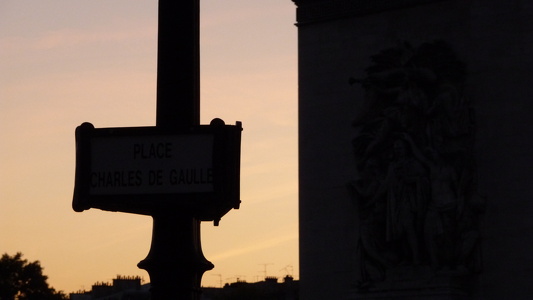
[69,275,298,300]
[201,276,299,300]
[69,275,150,300]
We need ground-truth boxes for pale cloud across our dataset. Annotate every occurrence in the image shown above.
[209,233,297,261]
[1,26,155,54]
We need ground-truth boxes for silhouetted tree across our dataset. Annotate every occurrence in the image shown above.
[0,252,68,300]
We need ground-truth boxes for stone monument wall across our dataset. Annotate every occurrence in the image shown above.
[294,0,533,299]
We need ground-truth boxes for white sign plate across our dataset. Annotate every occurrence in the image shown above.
[90,134,214,195]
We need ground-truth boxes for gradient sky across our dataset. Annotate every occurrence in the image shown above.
[0,0,298,292]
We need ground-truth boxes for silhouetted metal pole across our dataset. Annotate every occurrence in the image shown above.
[138,213,213,299]
[138,1,212,299]
[156,0,200,128]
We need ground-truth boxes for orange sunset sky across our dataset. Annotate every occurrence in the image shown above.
[0,0,298,292]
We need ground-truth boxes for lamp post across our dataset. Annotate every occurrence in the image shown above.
[73,1,241,298]
[137,1,211,299]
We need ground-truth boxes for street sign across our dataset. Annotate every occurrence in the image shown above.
[73,119,242,223]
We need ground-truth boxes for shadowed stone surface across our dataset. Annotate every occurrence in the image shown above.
[294,0,533,299]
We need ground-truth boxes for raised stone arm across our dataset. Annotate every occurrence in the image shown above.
[401,132,433,168]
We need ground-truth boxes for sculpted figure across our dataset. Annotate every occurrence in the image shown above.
[403,133,460,269]
[349,159,390,284]
[384,138,429,266]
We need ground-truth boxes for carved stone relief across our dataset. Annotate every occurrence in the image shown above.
[348,41,485,292]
